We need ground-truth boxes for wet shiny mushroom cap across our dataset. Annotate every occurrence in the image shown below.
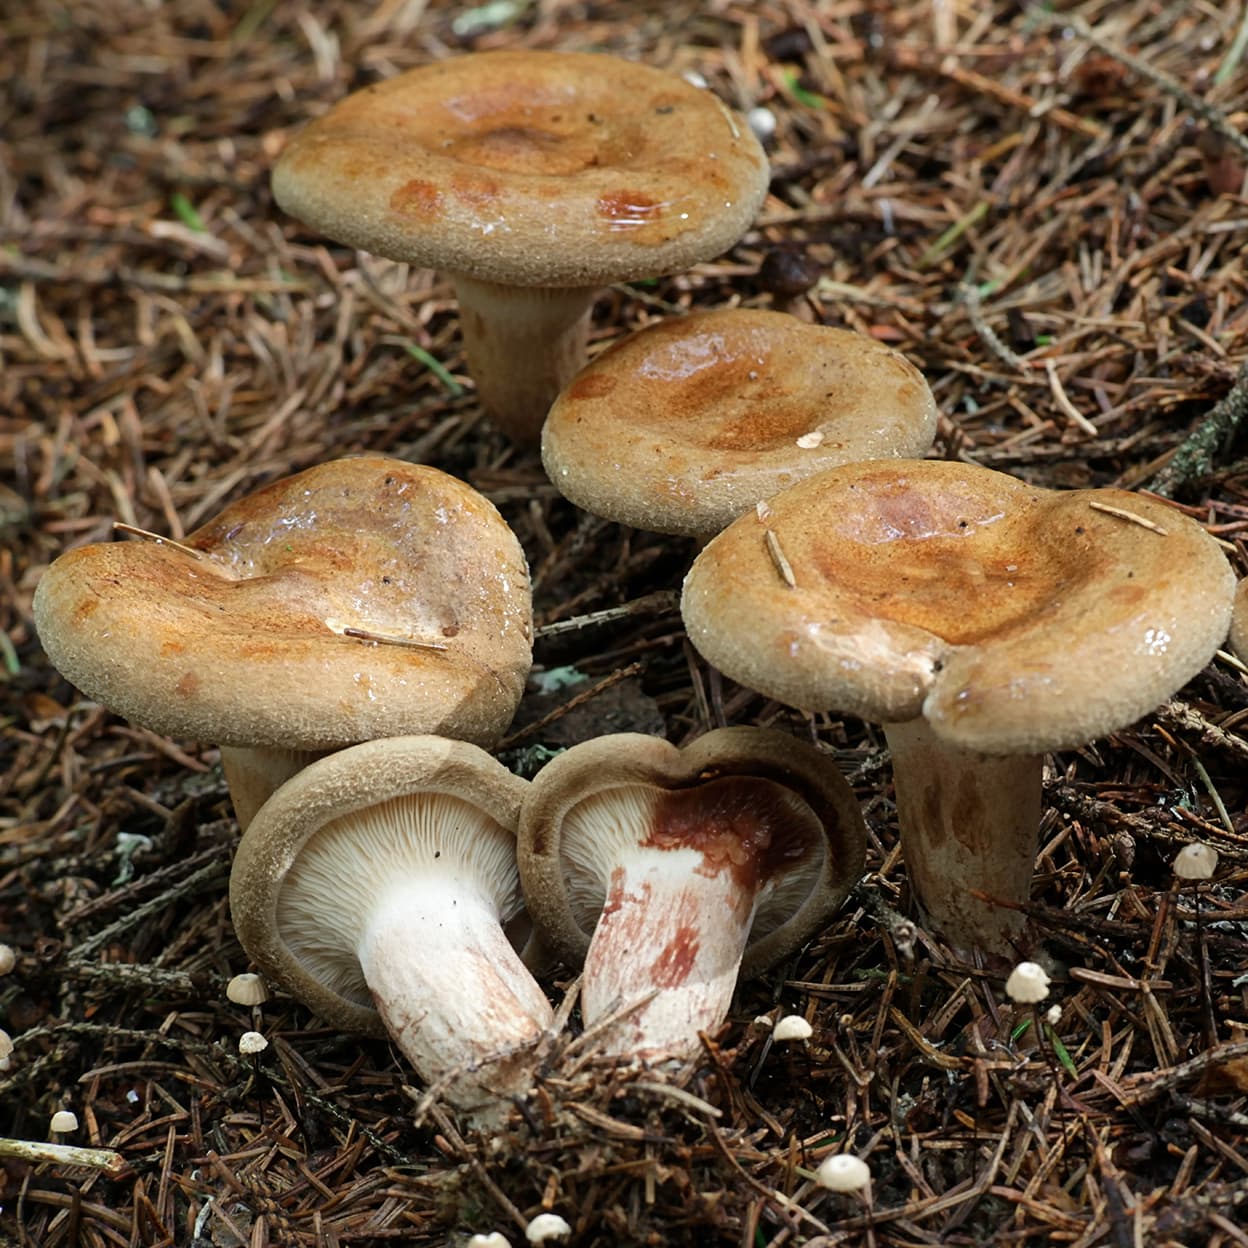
[272,50,771,288]
[682,459,1235,753]
[33,455,533,751]
[542,310,937,536]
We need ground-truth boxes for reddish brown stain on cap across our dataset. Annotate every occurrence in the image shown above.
[1108,582,1147,608]
[566,372,616,401]
[389,179,443,218]
[175,671,200,698]
[451,171,503,208]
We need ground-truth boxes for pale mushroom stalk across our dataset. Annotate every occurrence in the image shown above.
[580,836,762,1058]
[219,745,321,832]
[451,277,595,446]
[358,876,555,1101]
[885,719,1041,954]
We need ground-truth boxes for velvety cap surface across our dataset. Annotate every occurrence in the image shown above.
[682,459,1235,753]
[542,309,937,535]
[1230,577,1248,660]
[34,456,532,750]
[272,50,770,287]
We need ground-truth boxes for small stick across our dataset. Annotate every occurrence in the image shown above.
[1116,1039,1248,1104]
[1214,5,1248,86]
[629,1081,723,1118]
[112,522,203,561]
[0,1137,126,1174]
[1086,501,1168,535]
[495,662,644,751]
[1040,13,1248,161]
[69,860,227,962]
[1149,360,1248,497]
[764,529,797,588]
[959,281,1029,374]
[535,590,679,640]
[1045,362,1099,437]
[338,626,447,651]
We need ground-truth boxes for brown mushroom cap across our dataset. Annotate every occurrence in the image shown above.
[518,727,866,981]
[682,459,1235,754]
[1230,578,1248,661]
[272,50,770,289]
[33,456,533,752]
[542,310,938,536]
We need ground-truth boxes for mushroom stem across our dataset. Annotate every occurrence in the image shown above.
[451,275,595,446]
[358,878,554,1114]
[581,850,758,1059]
[220,745,323,831]
[884,718,1040,958]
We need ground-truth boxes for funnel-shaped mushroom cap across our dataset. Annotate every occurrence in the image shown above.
[33,456,532,751]
[519,727,865,1036]
[682,460,1235,754]
[272,50,770,288]
[542,310,938,536]
[1231,578,1248,661]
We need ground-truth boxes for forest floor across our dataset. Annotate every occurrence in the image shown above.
[2,0,1247,1244]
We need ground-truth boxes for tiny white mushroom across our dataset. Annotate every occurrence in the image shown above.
[1045,1003,1062,1027]
[1005,961,1051,1005]
[772,1014,814,1042]
[525,1213,572,1244]
[0,944,15,975]
[468,1235,512,1248]
[50,1110,79,1134]
[746,106,777,142]
[816,1153,871,1192]
[0,1028,13,1071]
[239,1031,269,1056]
[227,972,269,1007]
[1174,842,1218,881]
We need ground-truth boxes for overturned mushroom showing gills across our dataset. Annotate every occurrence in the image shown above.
[272,51,770,444]
[543,309,937,537]
[33,456,533,829]
[681,460,1235,957]
[230,735,551,1122]
[518,728,865,1059]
